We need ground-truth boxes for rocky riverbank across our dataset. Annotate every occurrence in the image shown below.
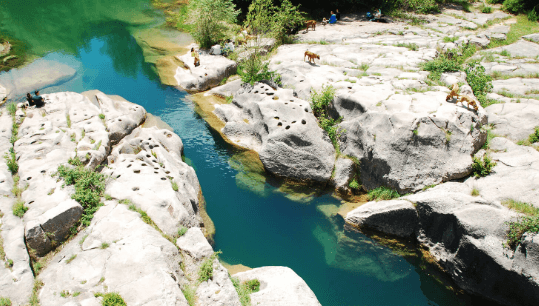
[177,6,539,306]
[0,89,321,305]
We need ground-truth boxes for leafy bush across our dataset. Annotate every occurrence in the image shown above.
[187,0,239,48]
[245,0,304,45]
[0,297,11,306]
[349,179,360,190]
[422,52,461,80]
[367,187,400,201]
[56,165,106,226]
[12,200,28,218]
[481,5,493,13]
[237,54,280,85]
[506,216,539,250]
[529,8,538,22]
[4,148,17,174]
[97,292,127,306]
[465,61,493,107]
[310,85,335,118]
[528,126,539,143]
[471,154,497,177]
[503,0,525,13]
[394,0,440,14]
[232,277,261,306]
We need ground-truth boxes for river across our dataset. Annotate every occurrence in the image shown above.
[0,0,493,305]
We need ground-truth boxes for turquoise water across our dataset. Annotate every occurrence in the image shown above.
[0,1,497,305]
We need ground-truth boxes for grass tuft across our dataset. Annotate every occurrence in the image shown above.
[367,187,400,201]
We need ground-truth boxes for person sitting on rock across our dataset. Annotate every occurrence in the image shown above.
[31,90,45,107]
[329,11,337,24]
[371,8,382,22]
[191,47,200,67]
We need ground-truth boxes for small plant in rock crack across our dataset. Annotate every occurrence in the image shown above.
[4,148,17,174]
[198,251,222,283]
[471,154,496,177]
[12,200,28,218]
[178,226,188,237]
[95,292,127,306]
[528,126,539,143]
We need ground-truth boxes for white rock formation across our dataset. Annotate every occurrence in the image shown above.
[175,49,237,92]
[234,266,321,306]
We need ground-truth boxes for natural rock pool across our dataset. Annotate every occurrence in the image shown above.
[0,0,496,304]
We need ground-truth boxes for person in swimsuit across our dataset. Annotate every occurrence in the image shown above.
[191,47,200,67]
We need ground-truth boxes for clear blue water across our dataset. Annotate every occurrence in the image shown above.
[0,1,496,305]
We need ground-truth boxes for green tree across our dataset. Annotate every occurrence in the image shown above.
[187,0,239,48]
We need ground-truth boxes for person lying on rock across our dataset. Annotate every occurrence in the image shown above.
[191,47,200,67]
[31,90,45,107]
[329,11,337,24]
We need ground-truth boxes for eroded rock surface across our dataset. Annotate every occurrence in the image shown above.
[234,267,321,306]
[214,83,336,183]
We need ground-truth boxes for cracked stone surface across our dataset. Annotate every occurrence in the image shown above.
[486,102,539,141]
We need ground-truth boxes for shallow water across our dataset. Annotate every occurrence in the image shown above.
[0,1,495,305]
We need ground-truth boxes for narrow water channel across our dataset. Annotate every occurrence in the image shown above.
[0,1,495,305]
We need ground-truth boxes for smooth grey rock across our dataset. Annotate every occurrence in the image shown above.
[0,197,33,304]
[175,51,237,92]
[104,127,203,236]
[346,200,418,237]
[523,33,539,43]
[469,35,490,48]
[486,102,539,141]
[513,233,539,281]
[493,78,539,98]
[214,83,336,183]
[205,79,243,98]
[488,40,539,58]
[465,137,539,207]
[234,266,322,306]
[196,259,241,306]
[440,72,467,86]
[209,44,221,55]
[38,202,189,306]
[401,184,539,306]
[176,227,213,260]
[490,33,506,41]
[330,157,355,193]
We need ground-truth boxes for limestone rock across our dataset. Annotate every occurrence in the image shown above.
[38,202,190,306]
[209,44,221,55]
[214,83,336,183]
[0,197,33,304]
[25,200,83,256]
[492,78,539,99]
[0,84,6,101]
[464,137,539,207]
[330,157,356,194]
[346,200,418,237]
[176,227,213,260]
[440,72,467,87]
[486,102,539,141]
[523,33,539,43]
[104,126,203,236]
[400,184,539,306]
[469,34,490,48]
[234,266,321,306]
[196,259,241,306]
[175,50,237,92]
[488,40,539,58]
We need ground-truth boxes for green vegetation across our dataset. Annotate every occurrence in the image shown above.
[60,290,70,298]
[225,95,233,104]
[503,199,539,216]
[4,148,17,174]
[471,154,497,177]
[238,55,281,85]
[245,0,304,45]
[480,4,493,13]
[465,61,493,107]
[29,279,43,306]
[471,187,480,196]
[0,34,29,72]
[178,226,188,236]
[506,214,539,250]
[0,297,11,306]
[171,179,179,191]
[443,36,458,43]
[528,126,539,143]
[488,15,539,49]
[349,179,360,190]
[55,164,106,226]
[98,114,105,120]
[367,187,400,201]
[186,0,239,48]
[66,114,71,128]
[232,277,261,306]
[12,200,28,218]
[422,44,476,82]
[310,85,344,152]
[395,42,419,51]
[100,242,110,249]
[66,254,77,264]
[68,155,83,167]
[181,285,196,306]
[198,251,222,283]
[95,292,127,306]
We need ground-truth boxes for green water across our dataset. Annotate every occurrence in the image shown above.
[0,1,499,305]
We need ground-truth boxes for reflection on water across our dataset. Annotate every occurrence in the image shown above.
[0,1,500,305]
